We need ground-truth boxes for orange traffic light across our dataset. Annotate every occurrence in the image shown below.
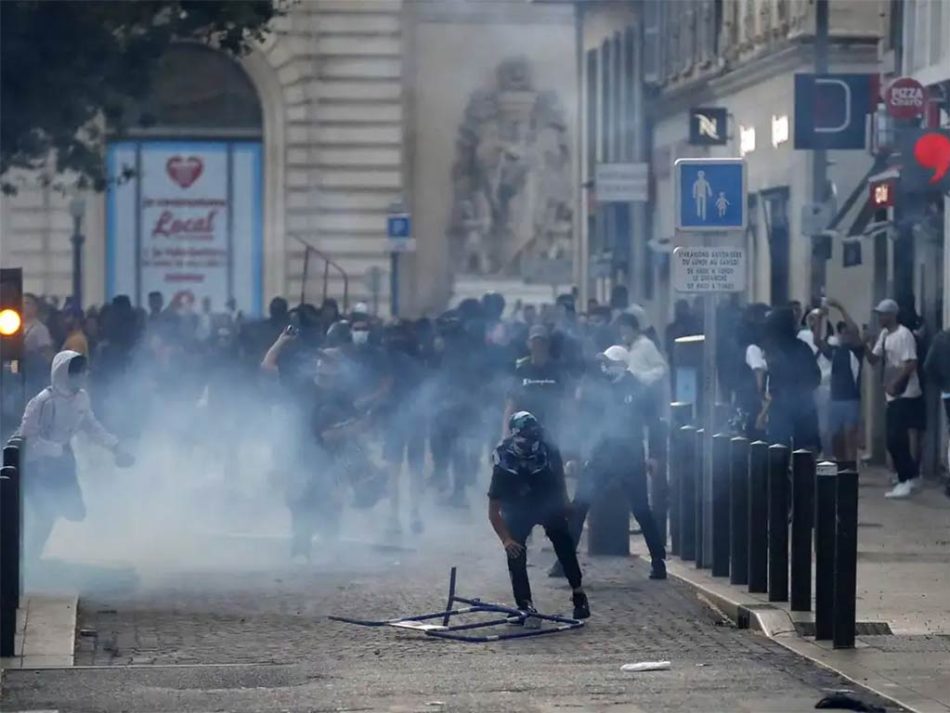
[0,309,21,337]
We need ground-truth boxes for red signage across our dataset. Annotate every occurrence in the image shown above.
[913,132,950,185]
[884,77,928,120]
[869,178,895,208]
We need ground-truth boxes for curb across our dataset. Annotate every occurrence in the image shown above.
[0,595,78,670]
[666,560,950,713]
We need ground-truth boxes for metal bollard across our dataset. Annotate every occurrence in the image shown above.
[729,437,750,586]
[1,464,21,658]
[790,449,816,612]
[767,444,790,602]
[678,425,697,561]
[694,428,706,569]
[669,402,694,556]
[747,441,769,593]
[814,461,838,640]
[833,469,859,649]
[711,434,731,577]
[649,419,670,552]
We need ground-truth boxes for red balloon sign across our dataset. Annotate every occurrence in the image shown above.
[884,77,928,120]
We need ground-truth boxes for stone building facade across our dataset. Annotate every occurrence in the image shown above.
[0,0,578,317]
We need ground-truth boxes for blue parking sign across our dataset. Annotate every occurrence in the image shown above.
[387,213,411,239]
[675,159,746,231]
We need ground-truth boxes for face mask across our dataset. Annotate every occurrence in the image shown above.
[352,330,370,346]
[67,371,86,394]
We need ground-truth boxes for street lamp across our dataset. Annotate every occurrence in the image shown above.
[69,196,86,311]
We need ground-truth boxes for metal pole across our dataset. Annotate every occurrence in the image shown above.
[747,441,769,592]
[0,464,20,657]
[71,216,84,311]
[669,402,694,556]
[833,469,859,649]
[767,444,790,602]
[814,461,838,640]
[711,433,731,577]
[678,425,697,561]
[694,428,707,568]
[810,0,830,301]
[649,419,669,549]
[390,252,399,318]
[702,292,716,563]
[790,449,816,611]
[729,436,750,586]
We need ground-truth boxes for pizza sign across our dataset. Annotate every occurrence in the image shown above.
[884,77,928,121]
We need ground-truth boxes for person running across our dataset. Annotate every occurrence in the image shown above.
[15,350,134,561]
[488,411,590,624]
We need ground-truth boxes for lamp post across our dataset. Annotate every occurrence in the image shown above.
[69,196,86,311]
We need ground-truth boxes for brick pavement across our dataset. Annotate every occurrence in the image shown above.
[3,518,904,712]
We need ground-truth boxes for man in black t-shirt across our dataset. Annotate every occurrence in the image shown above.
[503,325,568,443]
[488,411,590,622]
[550,346,667,580]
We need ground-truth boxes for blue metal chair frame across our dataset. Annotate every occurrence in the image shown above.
[328,567,586,642]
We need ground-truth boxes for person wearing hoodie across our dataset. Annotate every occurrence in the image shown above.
[15,350,133,561]
[549,345,668,581]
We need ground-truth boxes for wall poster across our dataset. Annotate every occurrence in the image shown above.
[106,141,263,316]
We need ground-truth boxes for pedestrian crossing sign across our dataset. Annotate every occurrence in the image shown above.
[675,158,747,232]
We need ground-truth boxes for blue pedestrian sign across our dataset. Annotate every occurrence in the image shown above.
[675,158,746,232]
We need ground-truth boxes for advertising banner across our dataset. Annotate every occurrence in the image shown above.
[107,141,262,315]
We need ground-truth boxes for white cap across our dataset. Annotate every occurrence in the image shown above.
[353,302,369,314]
[601,345,630,364]
[874,298,899,315]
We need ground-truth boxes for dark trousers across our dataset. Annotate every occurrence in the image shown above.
[506,511,582,610]
[886,398,919,483]
[570,450,667,563]
[430,417,477,494]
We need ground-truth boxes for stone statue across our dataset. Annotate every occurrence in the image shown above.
[449,57,573,277]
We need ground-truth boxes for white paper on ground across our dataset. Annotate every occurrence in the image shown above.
[621,661,671,672]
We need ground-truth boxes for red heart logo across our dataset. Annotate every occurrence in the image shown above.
[166,156,203,189]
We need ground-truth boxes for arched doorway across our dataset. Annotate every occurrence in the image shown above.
[106,43,264,315]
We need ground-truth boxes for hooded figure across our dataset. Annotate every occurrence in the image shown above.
[16,350,131,560]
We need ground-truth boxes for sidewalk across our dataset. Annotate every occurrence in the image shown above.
[640,466,950,713]
[0,594,77,670]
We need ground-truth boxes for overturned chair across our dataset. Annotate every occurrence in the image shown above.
[328,567,586,642]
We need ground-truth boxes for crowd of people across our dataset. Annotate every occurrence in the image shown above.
[8,283,950,614]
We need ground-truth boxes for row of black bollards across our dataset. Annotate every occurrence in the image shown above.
[667,404,860,649]
[1,436,23,658]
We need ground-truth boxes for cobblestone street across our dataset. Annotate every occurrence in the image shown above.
[2,517,902,713]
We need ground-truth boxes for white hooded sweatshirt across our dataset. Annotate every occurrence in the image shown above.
[16,350,118,462]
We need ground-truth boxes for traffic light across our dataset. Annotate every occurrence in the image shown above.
[0,268,24,364]
[899,129,950,195]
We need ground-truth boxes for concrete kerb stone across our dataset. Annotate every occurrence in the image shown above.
[0,595,78,670]
[664,560,941,713]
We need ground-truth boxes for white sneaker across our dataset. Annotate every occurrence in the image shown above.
[908,477,922,491]
[885,481,913,499]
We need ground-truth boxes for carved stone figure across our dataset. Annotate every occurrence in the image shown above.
[449,57,573,277]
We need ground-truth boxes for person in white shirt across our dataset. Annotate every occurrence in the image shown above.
[15,351,134,560]
[866,299,923,499]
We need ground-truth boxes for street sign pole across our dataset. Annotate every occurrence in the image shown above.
[674,158,747,565]
[390,253,399,318]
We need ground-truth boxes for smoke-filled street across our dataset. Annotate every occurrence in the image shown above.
[4,532,900,713]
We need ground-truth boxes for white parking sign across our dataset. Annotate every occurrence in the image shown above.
[672,246,746,293]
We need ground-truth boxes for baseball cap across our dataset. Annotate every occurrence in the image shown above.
[874,299,899,315]
[601,345,630,363]
[528,324,550,341]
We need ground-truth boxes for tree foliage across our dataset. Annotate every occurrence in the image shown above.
[0,0,279,193]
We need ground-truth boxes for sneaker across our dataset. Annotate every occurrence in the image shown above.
[885,481,913,499]
[547,560,564,578]
[572,591,590,620]
[521,605,542,630]
[908,477,922,491]
[649,559,667,580]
